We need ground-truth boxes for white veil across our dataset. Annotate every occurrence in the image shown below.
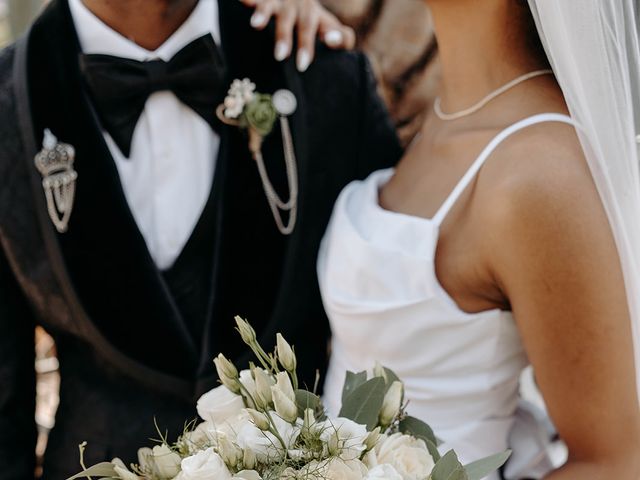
[527,1,640,400]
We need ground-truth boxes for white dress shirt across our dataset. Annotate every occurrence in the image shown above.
[69,0,222,270]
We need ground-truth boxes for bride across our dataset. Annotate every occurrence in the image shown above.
[318,1,640,478]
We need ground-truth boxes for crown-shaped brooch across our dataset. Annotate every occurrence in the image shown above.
[34,129,78,233]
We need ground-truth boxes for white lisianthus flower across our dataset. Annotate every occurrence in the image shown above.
[365,433,435,480]
[239,369,258,401]
[111,458,139,480]
[300,459,368,480]
[365,464,404,480]
[236,412,300,463]
[196,385,245,426]
[137,444,181,480]
[233,470,263,480]
[320,417,369,460]
[180,448,233,480]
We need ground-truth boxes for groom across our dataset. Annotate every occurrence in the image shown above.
[0,0,401,478]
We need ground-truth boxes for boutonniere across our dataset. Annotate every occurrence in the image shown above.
[217,78,299,235]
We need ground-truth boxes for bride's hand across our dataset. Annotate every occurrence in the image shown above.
[238,0,356,72]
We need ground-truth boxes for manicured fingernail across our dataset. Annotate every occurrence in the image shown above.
[275,41,290,61]
[325,30,343,46]
[297,49,311,72]
[251,12,266,28]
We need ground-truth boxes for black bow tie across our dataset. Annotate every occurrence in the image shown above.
[80,34,227,158]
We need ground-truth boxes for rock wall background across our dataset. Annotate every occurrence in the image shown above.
[322,0,438,145]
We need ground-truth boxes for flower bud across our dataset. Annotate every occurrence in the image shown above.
[218,434,243,468]
[214,354,241,394]
[253,368,275,408]
[327,431,340,456]
[364,427,382,450]
[276,333,297,372]
[243,448,257,471]
[235,316,257,345]
[379,381,404,427]
[246,408,271,431]
[303,408,316,431]
[271,386,299,423]
[373,362,388,383]
[275,372,296,403]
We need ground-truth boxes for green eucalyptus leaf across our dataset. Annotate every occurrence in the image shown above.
[341,370,368,402]
[426,439,442,462]
[296,389,322,417]
[339,377,386,430]
[65,462,118,480]
[431,450,469,480]
[464,451,512,480]
[399,415,439,446]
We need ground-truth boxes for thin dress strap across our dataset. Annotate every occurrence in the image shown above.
[432,113,580,227]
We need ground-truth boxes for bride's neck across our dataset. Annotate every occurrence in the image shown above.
[429,0,547,112]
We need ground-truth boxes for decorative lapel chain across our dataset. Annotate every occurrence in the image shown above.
[217,79,299,235]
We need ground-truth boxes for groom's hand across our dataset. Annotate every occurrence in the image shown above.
[238,0,356,72]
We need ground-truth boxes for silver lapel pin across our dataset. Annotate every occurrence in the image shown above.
[34,129,78,233]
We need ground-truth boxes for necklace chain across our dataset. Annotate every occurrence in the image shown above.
[434,69,554,121]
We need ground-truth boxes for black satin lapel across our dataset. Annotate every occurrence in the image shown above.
[27,0,199,375]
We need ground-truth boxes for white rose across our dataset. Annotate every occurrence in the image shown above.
[366,433,435,480]
[365,464,404,480]
[322,458,368,480]
[233,470,263,480]
[197,385,245,426]
[137,444,181,480]
[180,448,233,480]
[320,417,369,460]
[297,459,367,480]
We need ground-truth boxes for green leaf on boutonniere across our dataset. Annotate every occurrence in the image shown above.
[399,415,441,461]
[431,450,469,480]
[342,370,368,402]
[339,377,386,430]
[464,451,512,480]
[65,462,118,479]
[245,94,278,136]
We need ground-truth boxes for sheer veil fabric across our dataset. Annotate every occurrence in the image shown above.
[528,1,640,402]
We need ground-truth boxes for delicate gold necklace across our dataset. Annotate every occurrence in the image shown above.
[434,69,554,121]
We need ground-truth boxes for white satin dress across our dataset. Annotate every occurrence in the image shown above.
[318,114,578,479]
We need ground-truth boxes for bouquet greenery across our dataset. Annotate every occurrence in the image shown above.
[67,317,510,480]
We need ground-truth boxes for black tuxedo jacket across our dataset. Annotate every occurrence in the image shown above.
[0,1,402,478]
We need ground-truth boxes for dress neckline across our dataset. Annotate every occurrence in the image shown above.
[373,113,579,229]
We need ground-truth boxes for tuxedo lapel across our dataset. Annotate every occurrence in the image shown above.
[27,0,199,376]
[196,0,310,374]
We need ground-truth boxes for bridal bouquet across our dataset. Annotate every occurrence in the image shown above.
[68,318,509,480]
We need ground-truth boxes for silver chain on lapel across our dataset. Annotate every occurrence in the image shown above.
[253,89,299,235]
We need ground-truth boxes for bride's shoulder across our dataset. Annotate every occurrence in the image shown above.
[481,119,603,236]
